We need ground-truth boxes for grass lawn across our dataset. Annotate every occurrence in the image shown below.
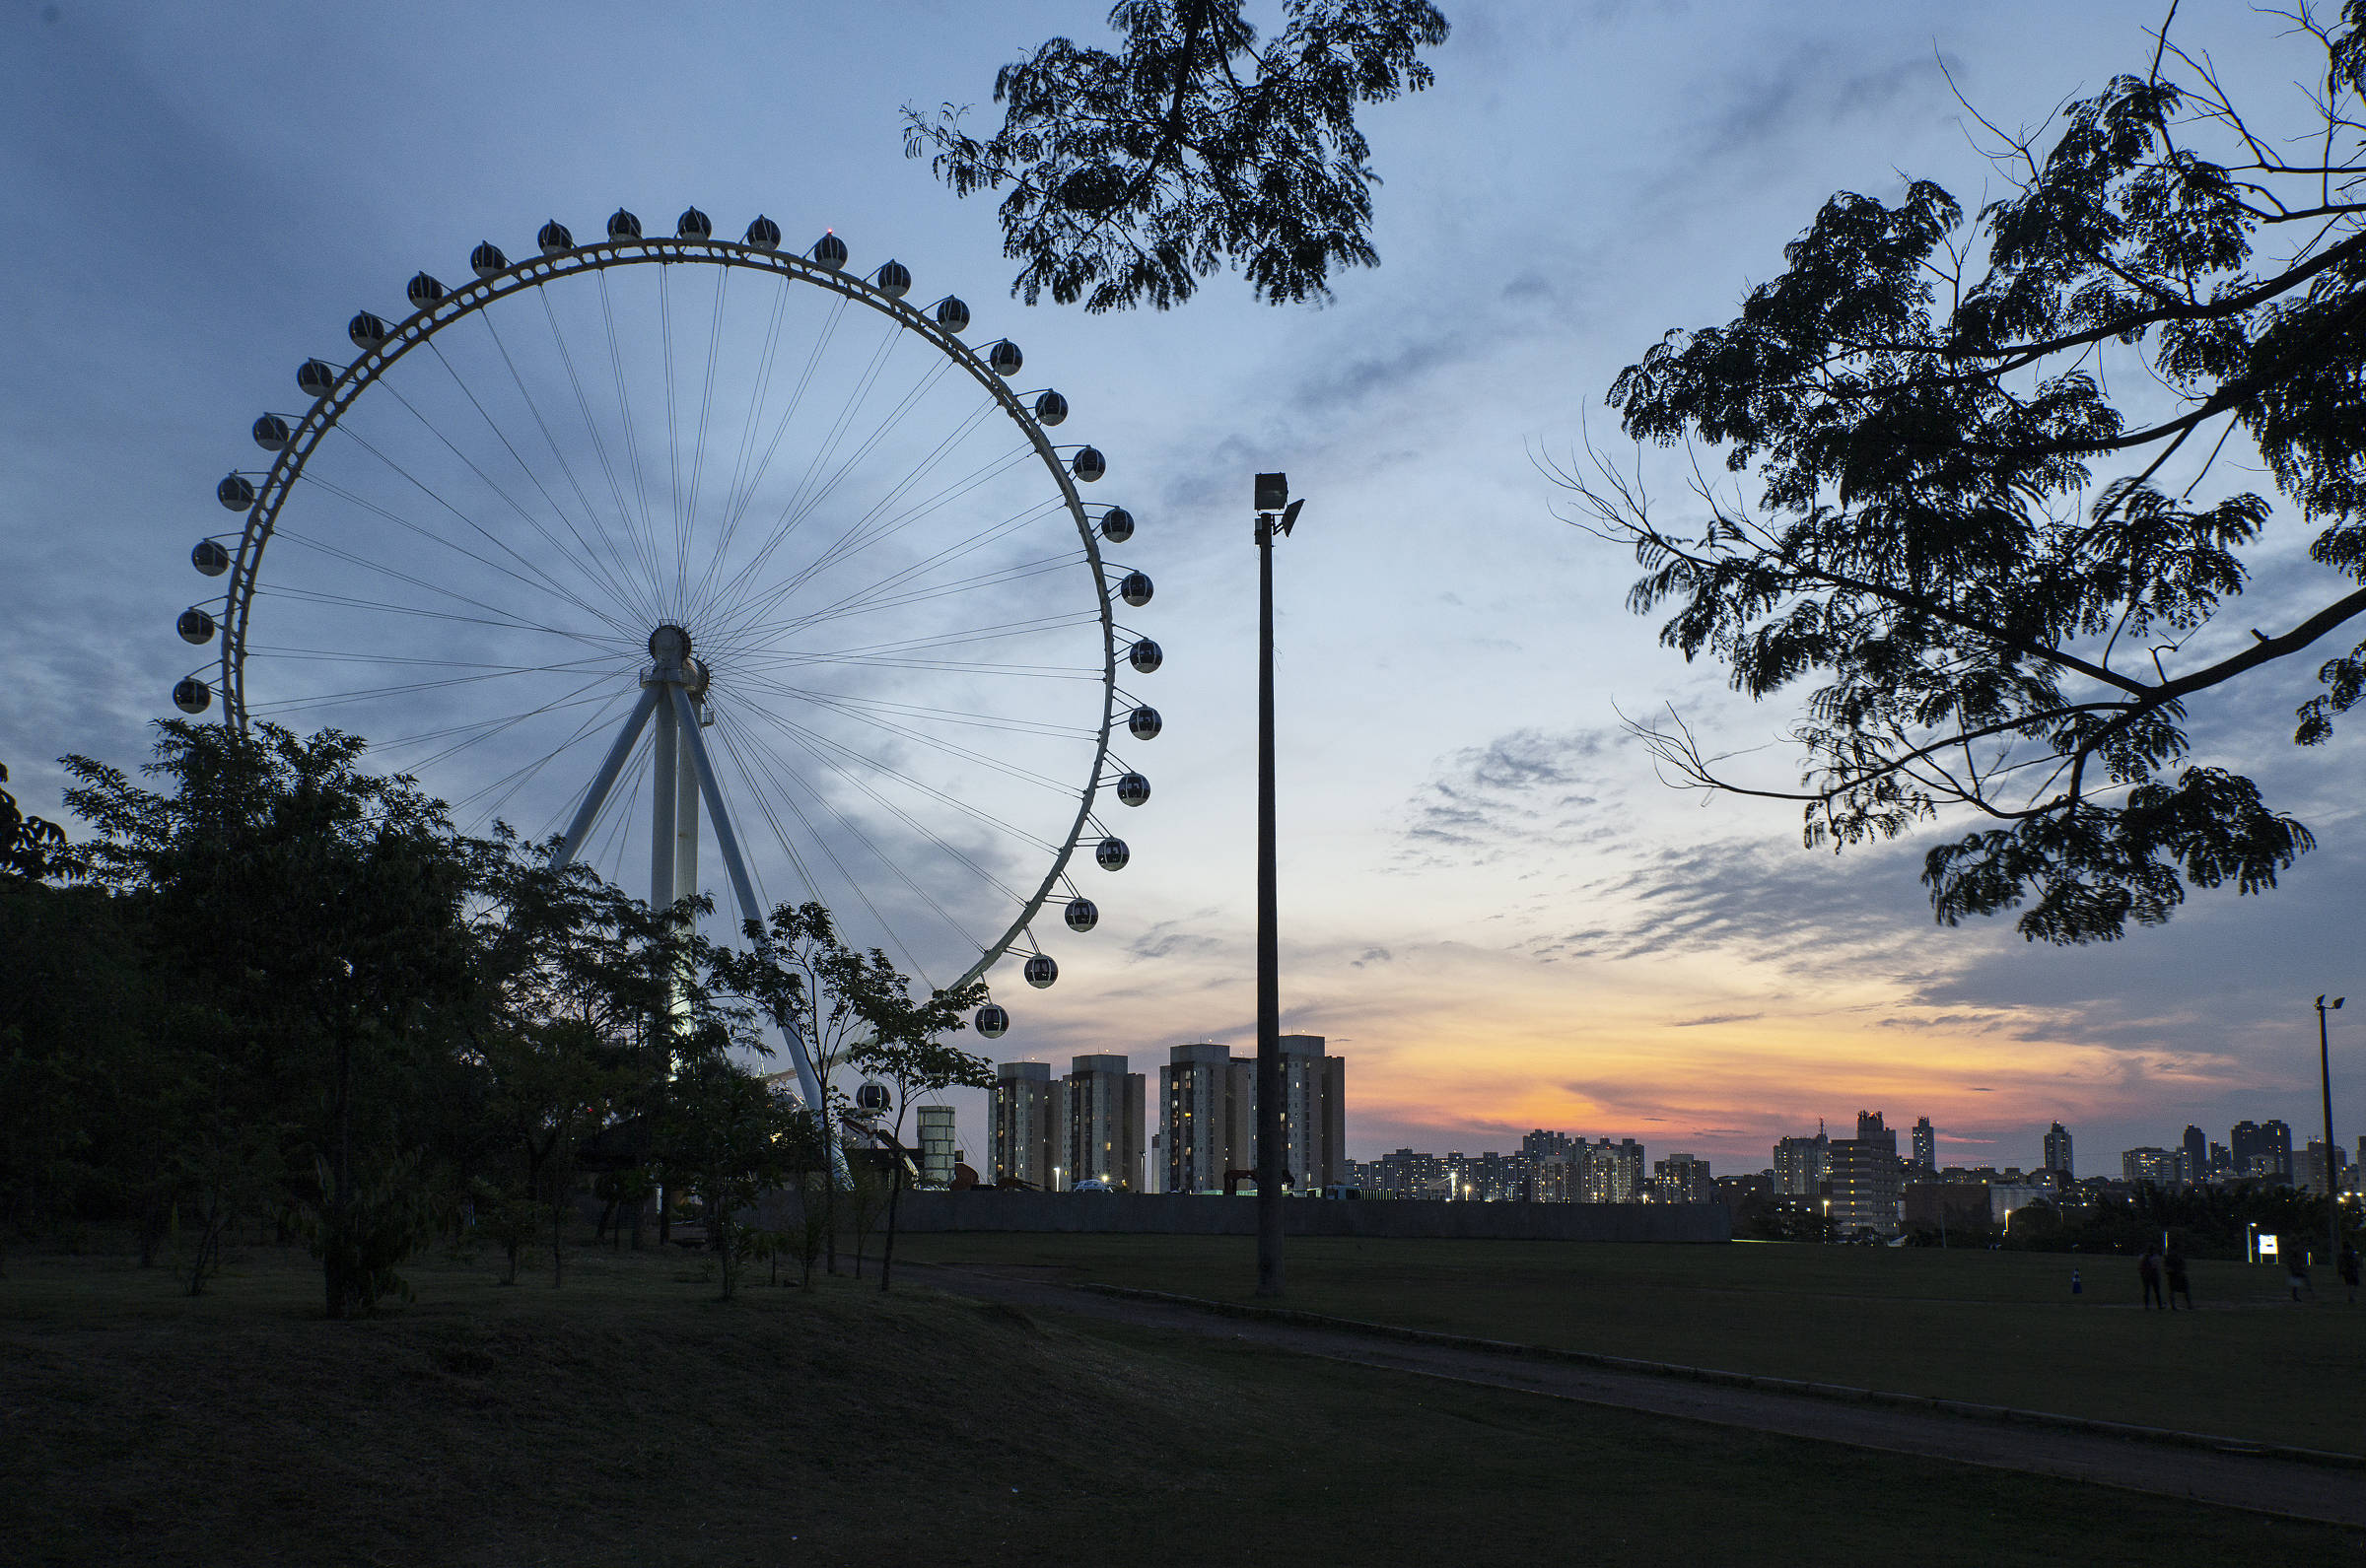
[892,1232,2366,1454]
[3,1240,2358,1565]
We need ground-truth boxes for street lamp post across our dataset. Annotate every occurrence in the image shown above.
[2318,993,2345,1268]
[1253,472,1302,1300]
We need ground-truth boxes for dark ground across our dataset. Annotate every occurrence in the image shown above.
[4,1240,2361,1566]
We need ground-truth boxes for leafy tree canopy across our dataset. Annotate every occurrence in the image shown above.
[1564,4,2366,942]
[905,0,1449,310]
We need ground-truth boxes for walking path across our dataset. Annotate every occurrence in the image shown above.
[900,1262,2366,1529]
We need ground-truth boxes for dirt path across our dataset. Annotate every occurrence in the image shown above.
[900,1262,2366,1529]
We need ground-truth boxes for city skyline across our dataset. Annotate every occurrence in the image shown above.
[5,3,2364,1182]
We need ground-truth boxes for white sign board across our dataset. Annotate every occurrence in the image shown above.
[2259,1233,2280,1259]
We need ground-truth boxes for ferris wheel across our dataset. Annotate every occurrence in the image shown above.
[174,206,1165,1110]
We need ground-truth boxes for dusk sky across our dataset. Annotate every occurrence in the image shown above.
[6,0,2363,1177]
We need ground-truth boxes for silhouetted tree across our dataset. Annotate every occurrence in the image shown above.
[1564,6,2366,942]
[906,0,1448,310]
[64,722,477,1317]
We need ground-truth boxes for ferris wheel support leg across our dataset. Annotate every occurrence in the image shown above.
[550,686,661,871]
[675,706,702,908]
[666,684,828,1117]
[651,692,680,918]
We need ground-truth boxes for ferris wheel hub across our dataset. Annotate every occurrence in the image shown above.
[647,622,693,665]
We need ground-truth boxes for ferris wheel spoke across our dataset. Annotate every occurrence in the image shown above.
[477,310,658,626]
[723,609,1102,668]
[244,661,611,717]
[697,344,968,635]
[718,409,1010,622]
[594,271,661,583]
[336,403,644,639]
[367,681,628,752]
[714,706,975,984]
[537,287,673,617]
[423,333,660,628]
[242,644,625,676]
[730,667,1083,796]
[444,683,642,834]
[735,613,1109,681]
[699,289,849,607]
[731,694,1061,855]
[254,579,620,654]
[692,276,792,616]
[305,433,640,642]
[679,265,731,609]
[262,517,628,652]
[711,496,1067,649]
[697,429,1033,648]
[740,551,1091,648]
[710,679,1098,741]
[709,706,936,983]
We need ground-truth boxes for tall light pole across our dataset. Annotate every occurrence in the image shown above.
[2318,992,2345,1268]
[1254,472,1302,1299]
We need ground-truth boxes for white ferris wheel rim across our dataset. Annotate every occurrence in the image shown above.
[197,222,1140,1000]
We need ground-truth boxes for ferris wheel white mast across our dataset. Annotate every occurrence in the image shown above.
[548,623,828,1114]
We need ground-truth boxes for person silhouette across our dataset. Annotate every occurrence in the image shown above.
[2138,1245,2164,1310]
[2163,1241,2192,1311]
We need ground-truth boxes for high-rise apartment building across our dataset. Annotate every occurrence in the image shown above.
[993,1061,1067,1189]
[1154,1037,1347,1193]
[1522,1128,1574,1161]
[2122,1146,2179,1186]
[1773,1129,1831,1196]
[2180,1125,2207,1186]
[1829,1116,1902,1237]
[1652,1150,1713,1203]
[2232,1119,2295,1183]
[1158,1043,1252,1193]
[1279,1034,1348,1191]
[1911,1117,1936,1172]
[2043,1122,2075,1178]
[2298,1139,2350,1195]
[1578,1137,1645,1202]
[1066,1055,1147,1191]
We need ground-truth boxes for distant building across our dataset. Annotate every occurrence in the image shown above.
[1066,1055,1147,1191]
[1521,1128,1573,1161]
[1279,1034,1348,1192]
[1651,1150,1712,1204]
[915,1105,957,1188]
[2232,1119,2294,1183]
[2122,1146,2179,1187]
[2181,1125,2207,1186]
[2043,1122,2075,1178]
[1159,1043,1251,1193]
[1713,1172,1772,1222]
[1154,1037,1345,1193]
[1911,1117,1936,1173]
[1578,1137,1645,1203]
[1531,1151,1573,1202]
[993,1061,1066,1189]
[1829,1132,1902,1238]
[2298,1139,2350,1196]
[2208,1140,2232,1179]
[1773,1129,1831,1196]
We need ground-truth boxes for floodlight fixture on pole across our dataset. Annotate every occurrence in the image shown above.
[1252,470,1297,1299]
[2319,993,2346,1268]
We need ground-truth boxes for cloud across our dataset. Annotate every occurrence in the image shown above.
[1669,1011,1762,1028]
[1350,946,1394,968]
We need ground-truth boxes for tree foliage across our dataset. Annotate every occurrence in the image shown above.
[904,0,1449,310]
[1562,6,2366,942]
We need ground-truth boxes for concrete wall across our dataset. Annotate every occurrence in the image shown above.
[793,1190,1727,1243]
